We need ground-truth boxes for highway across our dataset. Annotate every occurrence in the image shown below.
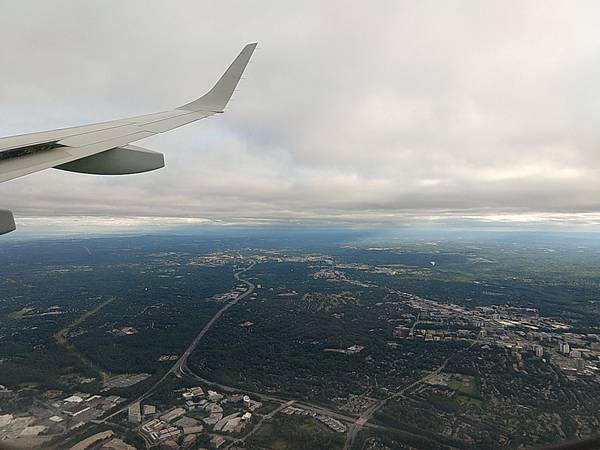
[342,340,479,450]
[223,400,295,450]
[102,261,256,422]
[173,260,256,377]
[182,367,368,425]
[100,259,384,447]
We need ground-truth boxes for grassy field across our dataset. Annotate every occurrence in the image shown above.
[247,415,344,450]
[449,374,482,406]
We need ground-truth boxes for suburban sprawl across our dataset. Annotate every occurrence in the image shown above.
[1,230,600,449]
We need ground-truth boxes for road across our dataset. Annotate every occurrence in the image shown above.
[408,312,420,338]
[181,369,290,405]
[102,261,256,422]
[183,367,366,426]
[98,258,390,448]
[343,340,478,450]
[223,400,295,449]
[102,257,384,441]
[173,260,256,377]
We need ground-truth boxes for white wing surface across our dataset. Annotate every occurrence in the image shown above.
[0,43,257,234]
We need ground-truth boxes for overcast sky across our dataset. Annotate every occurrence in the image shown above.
[2,1,600,233]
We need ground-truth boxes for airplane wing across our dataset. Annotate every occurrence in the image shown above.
[0,42,257,235]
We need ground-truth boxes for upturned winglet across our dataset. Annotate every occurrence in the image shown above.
[179,42,257,113]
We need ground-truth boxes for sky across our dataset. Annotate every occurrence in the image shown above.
[2,1,600,234]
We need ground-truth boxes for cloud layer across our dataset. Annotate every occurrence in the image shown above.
[1,1,600,230]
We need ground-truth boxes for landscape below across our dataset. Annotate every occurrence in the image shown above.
[1,229,599,449]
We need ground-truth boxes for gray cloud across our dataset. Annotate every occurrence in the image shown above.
[2,0,600,231]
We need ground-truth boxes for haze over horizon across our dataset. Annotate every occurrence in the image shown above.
[2,1,600,234]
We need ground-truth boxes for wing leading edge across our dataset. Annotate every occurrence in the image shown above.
[0,42,257,235]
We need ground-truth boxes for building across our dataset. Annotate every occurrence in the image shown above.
[63,403,91,417]
[64,395,85,403]
[207,390,224,402]
[143,404,156,416]
[222,417,244,433]
[141,418,165,434]
[535,345,544,357]
[101,438,136,450]
[128,402,141,424]
[186,386,204,397]
[214,412,240,431]
[346,345,364,354]
[210,435,226,448]
[182,425,204,435]
[182,434,197,448]
[159,440,178,450]
[174,416,199,428]
[150,426,180,442]
[160,407,186,423]
[316,415,346,433]
[243,395,263,411]
[559,342,570,355]
[0,386,15,400]
[71,431,114,450]
[393,325,410,338]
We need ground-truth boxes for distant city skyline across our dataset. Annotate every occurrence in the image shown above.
[1,1,600,234]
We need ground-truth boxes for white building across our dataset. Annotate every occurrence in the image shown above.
[128,402,141,424]
[559,342,570,354]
